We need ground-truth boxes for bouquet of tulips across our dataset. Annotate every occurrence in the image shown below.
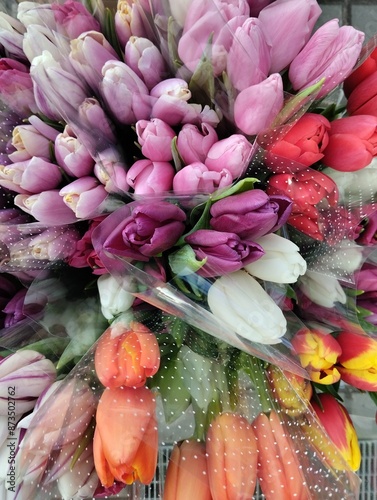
[0,0,377,498]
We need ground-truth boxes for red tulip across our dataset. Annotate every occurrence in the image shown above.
[206,412,258,499]
[344,47,377,97]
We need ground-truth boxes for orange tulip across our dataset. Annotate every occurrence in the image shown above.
[163,440,211,500]
[206,412,258,499]
[94,320,160,388]
[93,385,158,487]
[253,411,309,499]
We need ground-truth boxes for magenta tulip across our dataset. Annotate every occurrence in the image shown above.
[51,0,100,39]
[176,123,218,165]
[126,159,175,194]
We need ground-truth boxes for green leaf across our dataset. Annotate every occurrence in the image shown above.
[167,16,184,73]
[368,391,377,407]
[210,177,260,202]
[168,245,207,276]
[20,337,70,360]
[171,136,183,172]
[161,314,189,348]
[189,35,215,107]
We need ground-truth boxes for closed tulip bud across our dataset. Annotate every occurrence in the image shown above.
[227,17,271,91]
[207,270,287,344]
[59,177,108,219]
[244,233,307,283]
[164,440,211,500]
[206,412,258,499]
[204,134,254,180]
[97,273,135,320]
[95,321,160,388]
[17,2,56,29]
[23,24,71,67]
[336,331,377,391]
[298,270,346,308]
[291,327,342,384]
[0,13,26,61]
[51,0,101,39]
[136,118,176,161]
[9,120,58,163]
[94,148,129,195]
[309,393,361,471]
[78,97,117,146]
[0,157,62,194]
[93,385,158,486]
[173,162,232,195]
[125,36,166,90]
[14,190,78,225]
[0,350,56,416]
[289,20,364,99]
[55,125,94,178]
[234,74,284,136]
[258,0,321,73]
[0,58,38,118]
[115,0,148,50]
[126,159,175,194]
[177,123,218,165]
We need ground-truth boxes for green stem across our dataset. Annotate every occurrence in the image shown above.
[242,354,273,413]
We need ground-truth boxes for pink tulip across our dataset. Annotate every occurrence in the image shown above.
[289,20,364,99]
[8,122,56,163]
[115,0,148,50]
[205,134,254,179]
[0,13,26,61]
[77,97,117,146]
[176,123,218,165]
[258,0,321,73]
[25,226,80,262]
[248,0,273,16]
[227,17,271,91]
[125,36,166,90]
[51,0,101,39]
[94,149,130,195]
[126,159,175,194]
[59,177,108,219]
[173,162,232,194]
[14,190,78,225]
[55,125,95,178]
[136,118,176,161]
[0,58,38,118]
[234,74,284,135]
[0,157,62,194]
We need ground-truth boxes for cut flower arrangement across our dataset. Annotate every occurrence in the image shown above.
[0,0,376,498]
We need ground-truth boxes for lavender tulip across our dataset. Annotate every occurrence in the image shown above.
[0,157,62,194]
[59,177,108,219]
[102,201,186,261]
[23,24,71,67]
[0,58,38,118]
[17,2,56,29]
[94,148,129,195]
[101,60,152,124]
[115,0,148,49]
[184,229,264,277]
[234,73,284,135]
[177,123,218,165]
[289,20,364,99]
[136,118,176,161]
[77,97,117,147]
[14,191,78,225]
[126,159,175,194]
[0,350,56,416]
[2,289,28,327]
[51,0,101,39]
[173,162,232,194]
[227,17,271,91]
[55,125,94,178]
[210,189,292,241]
[125,36,166,90]
[0,13,26,61]
[9,119,58,163]
[22,226,80,262]
[205,134,254,180]
[258,0,322,73]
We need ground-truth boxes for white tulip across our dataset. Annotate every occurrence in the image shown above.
[244,233,307,283]
[298,270,347,308]
[97,273,135,320]
[207,270,287,344]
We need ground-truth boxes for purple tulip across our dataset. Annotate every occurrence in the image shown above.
[101,60,152,124]
[227,17,271,91]
[0,58,38,118]
[2,288,28,327]
[23,226,80,262]
[59,177,108,219]
[185,229,264,277]
[248,0,273,16]
[205,134,254,180]
[177,123,218,165]
[94,148,129,195]
[0,274,19,313]
[51,0,101,39]
[210,189,292,241]
[355,263,377,293]
[234,73,284,135]
[0,157,62,194]
[14,190,78,225]
[125,36,166,90]
[55,125,95,178]
[173,162,232,194]
[357,210,377,246]
[126,159,175,194]
[0,13,26,61]
[258,0,322,73]
[102,201,186,261]
[136,118,176,161]
[288,20,364,99]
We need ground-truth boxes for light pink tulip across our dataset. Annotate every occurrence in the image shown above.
[258,0,322,72]
[8,123,54,163]
[55,125,94,178]
[51,0,101,39]
[136,118,176,161]
[0,157,62,194]
[173,162,232,194]
[205,134,254,179]
[115,0,148,49]
[125,36,166,90]
[26,227,80,261]
[14,190,78,225]
[94,148,130,194]
[177,123,218,165]
[0,58,38,118]
[0,13,26,61]
[234,73,284,135]
[227,17,271,91]
[59,177,108,219]
[289,20,364,99]
[77,97,117,145]
[17,2,56,30]
[126,159,175,194]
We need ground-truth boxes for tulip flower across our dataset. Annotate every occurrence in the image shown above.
[173,162,232,195]
[291,327,342,384]
[125,36,166,90]
[94,148,130,195]
[210,189,292,242]
[77,97,117,146]
[244,233,307,283]
[206,412,258,499]
[309,393,361,471]
[59,177,108,219]
[0,350,56,416]
[164,440,211,500]
[51,0,101,39]
[207,270,287,344]
[204,134,254,180]
[115,0,148,50]
[16,1,56,29]
[253,410,308,499]
[234,74,284,136]
[126,159,175,194]
[0,157,62,194]
[289,20,364,99]
[93,385,158,486]
[55,125,94,178]
[347,70,377,117]
[177,123,218,165]
[298,270,346,308]
[9,119,58,163]
[102,201,186,261]
[0,13,26,61]
[14,190,78,225]
[135,119,176,162]
[336,331,377,391]
[95,321,160,388]
[0,58,38,118]
[258,0,321,73]
[97,273,135,320]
